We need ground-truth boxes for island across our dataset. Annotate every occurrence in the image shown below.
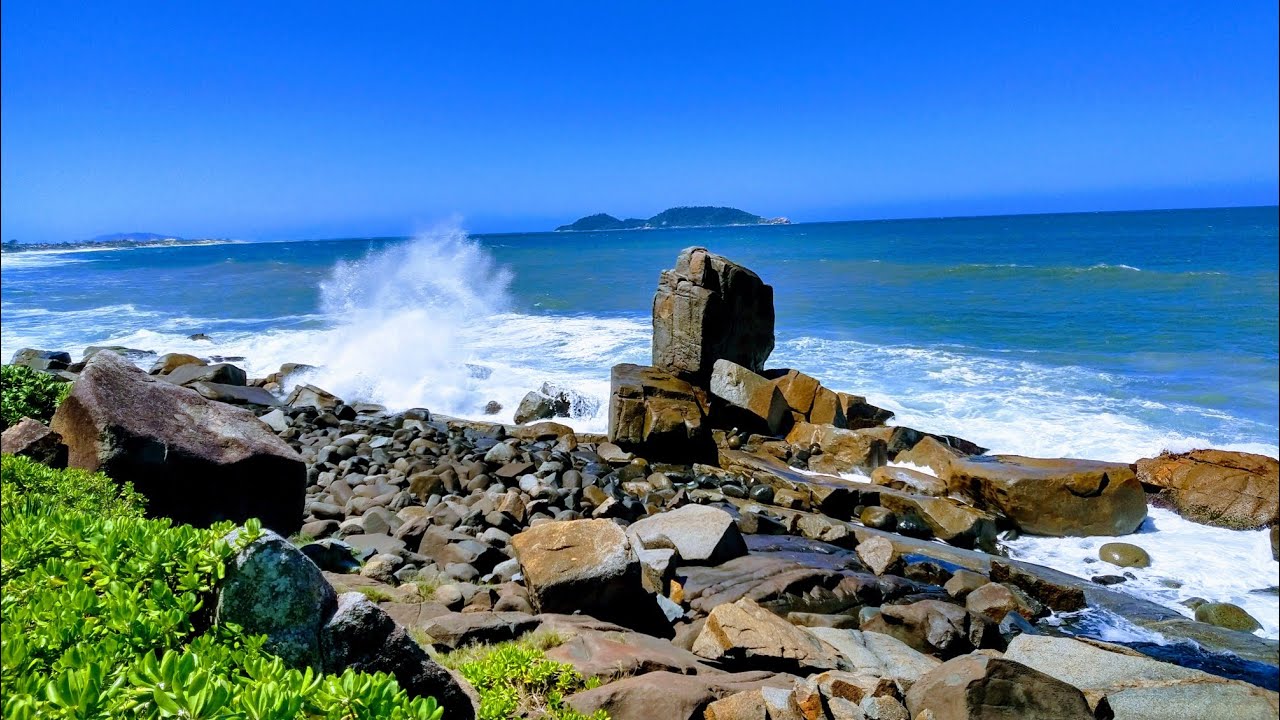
[555,206,790,232]
[1,233,234,254]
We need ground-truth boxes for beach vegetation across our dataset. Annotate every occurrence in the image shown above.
[0,455,443,720]
[1,363,72,428]
[438,631,604,720]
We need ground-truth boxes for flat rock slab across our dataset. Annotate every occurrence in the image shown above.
[905,653,1095,720]
[803,627,941,687]
[569,669,796,720]
[947,454,1146,536]
[545,626,716,680]
[421,611,540,649]
[1004,634,1280,720]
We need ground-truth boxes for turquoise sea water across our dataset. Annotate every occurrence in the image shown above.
[2,206,1277,462]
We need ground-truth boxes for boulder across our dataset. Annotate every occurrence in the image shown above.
[216,528,337,669]
[1098,542,1151,568]
[786,422,888,475]
[869,599,971,657]
[50,351,306,534]
[692,597,845,674]
[710,359,790,435]
[1136,449,1279,530]
[626,504,748,565]
[808,387,847,427]
[894,436,966,478]
[1194,602,1263,633]
[419,611,540,649]
[652,246,776,384]
[838,393,895,430]
[904,653,1095,720]
[765,369,821,415]
[545,626,711,680]
[189,381,281,406]
[877,492,998,551]
[286,383,342,411]
[1,417,67,467]
[856,535,900,576]
[321,593,476,719]
[162,362,247,387]
[1004,634,1280,720]
[569,670,797,720]
[511,519,659,632]
[607,363,712,461]
[988,561,1085,613]
[514,390,555,425]
[538,381,600,419]
[11,348,72,372]
[149,352,205,375]
[947,455,1146,536]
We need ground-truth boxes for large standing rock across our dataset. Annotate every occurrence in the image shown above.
[710,359,790,435]
[607,363,712,461]
[627,504,748,565]
[692,597,846,674]
[904,653,1095,720]
[321,593,476,720]
[947,455,1146,536]
[50,351,306,534]
[652,247,775,384]
[1,418,67,467]
[216,529,337,669]
[511,519,658,631]
[1004,634,1279,720]
[1136,449,1279,530]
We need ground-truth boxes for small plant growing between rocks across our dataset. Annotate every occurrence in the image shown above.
[438,631,603,720]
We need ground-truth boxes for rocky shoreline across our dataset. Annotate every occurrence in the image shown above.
[4,246,1278,719]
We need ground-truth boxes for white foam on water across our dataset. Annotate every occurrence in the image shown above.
[1003,506,1279,639]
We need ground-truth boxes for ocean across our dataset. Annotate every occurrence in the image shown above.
[3,205,1278,637]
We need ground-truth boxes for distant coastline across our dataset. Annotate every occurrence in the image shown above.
[555,205,790,232]
[1,234,236,254]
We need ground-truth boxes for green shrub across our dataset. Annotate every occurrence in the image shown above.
[440,636,606,720]
[1,363,72,429]
[0,453,144,518]
[1,460,444,720]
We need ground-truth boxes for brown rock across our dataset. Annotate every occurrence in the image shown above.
[703,689,770,720]
[711,359,791,435]
[652,246,776,384]
[545,627,711,680]
[692,597,846,674]
[50,351,304,534]
[943,570,989,600]
[1,417,67,467]
[808,387,847,427]
[856,535,900,576]
[627,504,748,565]
[874,600,971,657]
[607,363,711,462]
[989,561,1085,613]
[510,519,661,633]
[895,436,966,478]
[767,369,822,415]
[948,455,1146,537]
[871,465,948,496]
[965,582,1043,623]
[837,392,895,430]
[149,352,205,375]
[1136,449,1279,530]
[877,492,998,551]
[786,421,888,475]
[904,653,1094,720]
[569,670,797,720]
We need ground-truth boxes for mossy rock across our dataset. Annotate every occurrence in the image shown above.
[1194,602,1263,632]
[1098,542,1151,568]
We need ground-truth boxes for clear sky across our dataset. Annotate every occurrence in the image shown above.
[2,2,1277,242]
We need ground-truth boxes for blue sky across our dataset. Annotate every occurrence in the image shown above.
[2,2,1277,242]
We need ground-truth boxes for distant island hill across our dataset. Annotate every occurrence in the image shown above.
[1,233,232,253]
[555,206,790,232]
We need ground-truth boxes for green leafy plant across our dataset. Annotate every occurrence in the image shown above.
[1,363,72,428]
[440,634,604,720]
[1,456,444,719]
